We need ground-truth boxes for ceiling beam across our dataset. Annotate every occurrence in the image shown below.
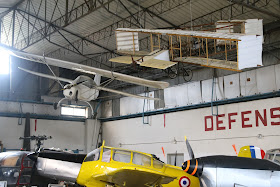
[229,0,280,19]
[118,0,143,28]
[17,9,116,54]
[14,0,115,50]
[126,0,179,28]
[46,0,189,59]
[97,0,141,28]
[0,0,25,19]
[264,20,280,34]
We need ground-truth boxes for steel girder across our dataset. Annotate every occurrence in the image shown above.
[46,0,190,59]
[0,0,25,19]
[229,0,280,19]
[46,0,277,62]
[14,0,116,52]
[180,0,277,28]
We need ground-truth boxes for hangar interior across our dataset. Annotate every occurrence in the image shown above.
[0,0,280,186]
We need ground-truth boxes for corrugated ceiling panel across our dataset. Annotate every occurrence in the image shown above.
[1,0,278,74]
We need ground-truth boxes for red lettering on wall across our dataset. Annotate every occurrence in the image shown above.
[241,111,252,128]
[205,116,214,131]
[216,114,226,130]
[271,107,280,126]
[228,112,238,129]
[255,109,267,127]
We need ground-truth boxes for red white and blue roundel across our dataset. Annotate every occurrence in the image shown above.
[179,176,190,187]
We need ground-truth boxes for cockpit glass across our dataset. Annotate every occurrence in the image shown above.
[102,148,111,163]
[84,148,100,162]
[274,154,280,164]
[132,153,151,167]
[112,150,131,163]
[153,159,164,169]
[265,153,274,160]
[22,157,33,168]
[0,152,30,185]
[0,152,21,167]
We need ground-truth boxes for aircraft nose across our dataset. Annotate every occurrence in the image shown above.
[63,87,76,99]
[182,159,202,177]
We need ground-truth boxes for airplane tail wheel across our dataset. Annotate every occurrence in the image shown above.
[53,102,58,110]
[168,66,178,79]
[183,68,193,82]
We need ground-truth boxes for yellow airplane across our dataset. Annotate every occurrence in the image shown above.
[76,141,199,187]
[0,140,199,187]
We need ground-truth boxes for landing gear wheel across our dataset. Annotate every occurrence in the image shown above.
[75,90,79,103]
[168,66,178,79]
[183,68,193,82]
[53,102,58,110]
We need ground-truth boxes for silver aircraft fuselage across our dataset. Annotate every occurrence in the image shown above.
[182,155,280,187]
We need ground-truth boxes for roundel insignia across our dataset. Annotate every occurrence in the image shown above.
[179,176,190,187]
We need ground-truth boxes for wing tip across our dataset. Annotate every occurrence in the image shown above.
[159,82,169,89]
[18,66,28,72]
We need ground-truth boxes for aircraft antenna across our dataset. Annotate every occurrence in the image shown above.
[174,150,177,166]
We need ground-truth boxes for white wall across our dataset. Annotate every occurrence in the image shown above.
[102,97,280,162]
[0,117,100,154]
[102,64,280,117]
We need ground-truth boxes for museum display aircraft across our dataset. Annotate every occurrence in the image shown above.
[0,141,200,187]
[111,24,263,72]
[0,46,169,113]
[182,138,280,187]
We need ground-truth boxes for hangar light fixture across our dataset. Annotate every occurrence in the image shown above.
[0,49,10,74]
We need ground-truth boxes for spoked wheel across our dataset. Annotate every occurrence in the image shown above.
[182,68,193,82]
[167,66,178,79]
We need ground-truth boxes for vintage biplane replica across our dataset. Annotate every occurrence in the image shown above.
[110,19,263,81]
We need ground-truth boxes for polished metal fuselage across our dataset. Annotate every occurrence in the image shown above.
[36,157,82,182]
[200,167,280,187]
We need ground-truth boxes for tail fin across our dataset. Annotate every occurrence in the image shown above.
[238,145,265,159]
[94,74,101,86]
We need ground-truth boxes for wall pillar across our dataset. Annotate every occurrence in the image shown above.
[84,119,101,153]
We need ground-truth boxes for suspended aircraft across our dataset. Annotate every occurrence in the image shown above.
[114,27,263,71]
[182,138,280,187]
[2,47,169,114]
[0,141,200,187]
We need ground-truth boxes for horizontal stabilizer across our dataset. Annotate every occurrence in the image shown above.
[111,50,176,70]
[140,59,176,69]
[141,50,176,69]
[109,56,134,64]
